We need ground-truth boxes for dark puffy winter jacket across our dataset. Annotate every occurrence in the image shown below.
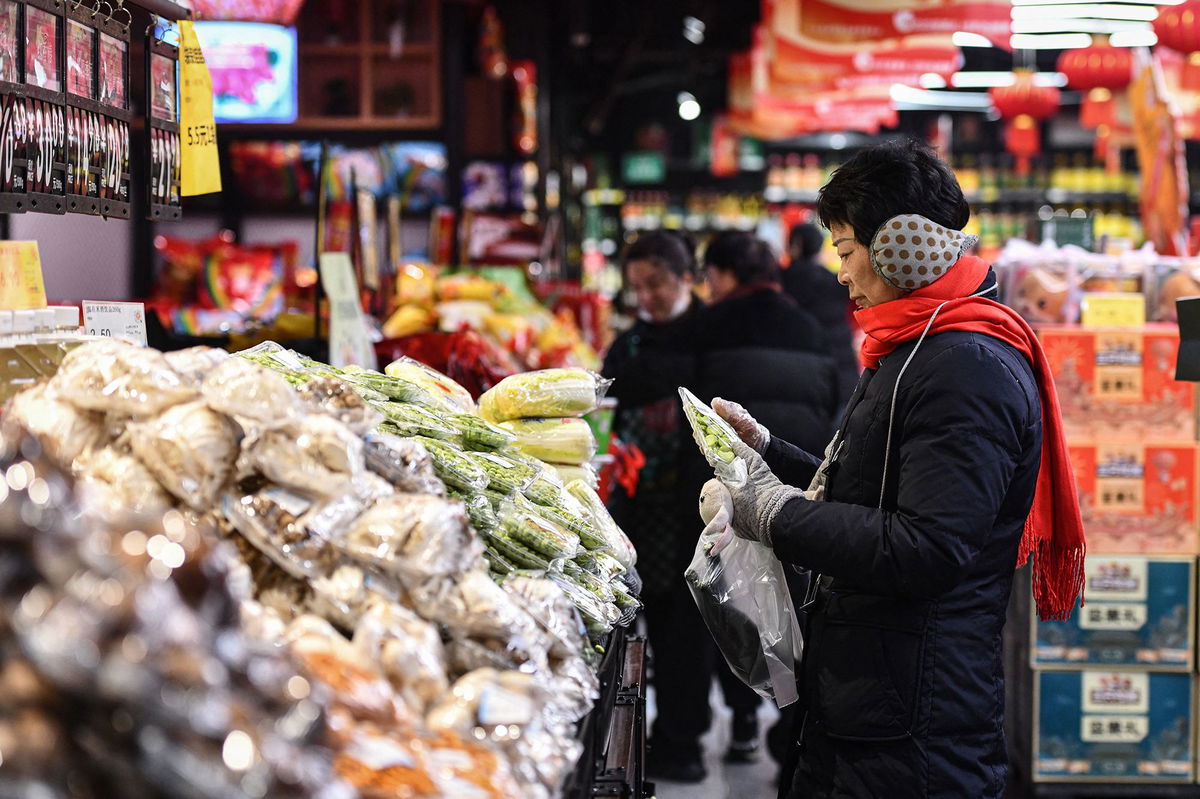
[782,257,859,410]
[764,317,1043,798]
[689,287,840,459]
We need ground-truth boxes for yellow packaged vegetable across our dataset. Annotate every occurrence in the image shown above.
[500,417,597,465]
[478,368,609,422]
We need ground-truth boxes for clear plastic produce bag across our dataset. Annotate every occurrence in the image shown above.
[684,502,802,707]
[678,387,749,487]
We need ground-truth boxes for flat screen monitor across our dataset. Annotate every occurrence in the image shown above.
[193,21,298,124]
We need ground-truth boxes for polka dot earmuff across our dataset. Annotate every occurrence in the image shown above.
[869,214,979,292]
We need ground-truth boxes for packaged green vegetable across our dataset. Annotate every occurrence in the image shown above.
[548,462,599,491]
[449,488,500,533]
[383,357,476,414]
[522,469,565,507]
[678,387,749,486]
[375,402,457,439]
[515,491,608,552]
[574,549,626,582]
[499,417,597,465]
[499,502,580,560]
[483,546,519,575]
[565,480,637,568]
[412,436,490,492]
[468,451,541,494]
[450,414,516,451]
[561,559,616,604]
[484,528,554,571]
[478,368,611,422]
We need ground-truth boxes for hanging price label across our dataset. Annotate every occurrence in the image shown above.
[0,242,46,309]
[320,253,377,370]
[178,20,221,197]
[81,301,147,345]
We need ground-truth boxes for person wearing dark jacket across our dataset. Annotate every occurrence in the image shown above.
[783,223,859,410]
[709,141,1086,799]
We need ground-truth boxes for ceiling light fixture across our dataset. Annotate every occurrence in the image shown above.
[950,70,1068,88]
[1010,19,1153,34]
[1010,4,1159,20]
[683,16,705,45]
[1010,32,1094,48]
[1109,28,1159,45]
[677,91,701,120]
[952,31,994,47]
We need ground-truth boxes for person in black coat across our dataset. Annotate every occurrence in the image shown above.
[708,141,1085,799]
[783,223,859,410]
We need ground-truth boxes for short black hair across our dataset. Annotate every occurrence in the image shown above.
[703,231,780,286]
[816,138,970,247]
[621,230,696,279]
[788,223,825,260]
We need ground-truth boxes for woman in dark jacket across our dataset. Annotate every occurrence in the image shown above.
[710,141,1086,799]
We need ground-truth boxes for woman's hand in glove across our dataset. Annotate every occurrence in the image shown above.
[713,398,770,454]
[722,437,805,547]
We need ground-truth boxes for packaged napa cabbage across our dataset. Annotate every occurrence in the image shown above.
[679,387,749,486]
[478,368,610,423]
[548,462,599,491]
[382,356,476,414]
[499,417,597,465]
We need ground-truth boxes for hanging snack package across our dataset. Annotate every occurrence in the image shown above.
[296,376,384,436]
[564,480,637,568]
[477,368,611,422]
[200,355,303,424]
[240,415,365,499]
[6,383,108,466]
[381,356,476,414]
[341,494,478,580]
[128,400,240,510]
[499,417,597,465]
[678,387,749,487]
[52,340,198,416]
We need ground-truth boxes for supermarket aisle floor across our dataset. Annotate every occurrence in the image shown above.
[646,684,783,799]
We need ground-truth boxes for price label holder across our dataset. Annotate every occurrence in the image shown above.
[319,252,376,370]
[1080,292,1146,329]
[144,21,178,220]
[91,1,130,219]
[81,299,145,345]
[0,240,45,308]
[19,0,65,215]
[178,19,219,197]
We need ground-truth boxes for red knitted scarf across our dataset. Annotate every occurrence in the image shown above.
[856,255,1085,620]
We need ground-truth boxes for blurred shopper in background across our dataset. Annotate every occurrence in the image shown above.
[783,223,859,410]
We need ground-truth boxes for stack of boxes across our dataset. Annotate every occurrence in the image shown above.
[1031,324,1199,786]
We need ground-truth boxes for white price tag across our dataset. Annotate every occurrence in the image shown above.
[81,301,148,346]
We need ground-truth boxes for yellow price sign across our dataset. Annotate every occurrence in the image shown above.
[1080,293,1146,329]
[178,20,222,197]
[0,242,46,309]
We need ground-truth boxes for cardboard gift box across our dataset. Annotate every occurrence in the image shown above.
[1033,557,1194,670]
[1067,441,1200,555]
[1039,325,1195,443]
[1034,670,1194,782]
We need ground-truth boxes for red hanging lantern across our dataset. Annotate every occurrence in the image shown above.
[1155,0,1200,90]
[1056,37,1133,160]
[990,70,1061,176]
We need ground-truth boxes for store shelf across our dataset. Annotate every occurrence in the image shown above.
[299,42,435,58]
[218,116,442,135]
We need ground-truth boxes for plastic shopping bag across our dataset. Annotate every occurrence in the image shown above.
[684,482,803,707]
[678,387,749,487]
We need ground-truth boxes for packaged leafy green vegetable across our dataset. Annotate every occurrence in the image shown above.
[450,414,516,451]
[383,357,476,414]
[374,402,457,439]
[679,386,749,486]
[468,451,541,494]
[478,368,611,422]
[498,502,580,560]
[412,436,490,492]
[499,417,597,465]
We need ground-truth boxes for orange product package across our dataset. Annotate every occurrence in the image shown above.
[1039,324,1195,443]
[1068,440,1200,555]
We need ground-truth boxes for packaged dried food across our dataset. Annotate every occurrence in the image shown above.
[450,413,515,451]
[128,400,240,510]
[499,417,597,465]
[163,345,230,387]
[382,356,476,414]
[74,447,173,519]
[502,575,588,658]
[52,340,198,416]
[375,401,457,439]
[341,494,477,580]
[362,432,445,495]
[477,368,610,422]
[469,450,541,494]
[426,667,539,736]
[296,377,384,436]
[240,415,365,499]
[223,488,352,579]
[352,597,449,712]
[565,480,637,568]
[200,355,302,423]
[308,564,369,629]
[334,729,438,799]
[412,436,490,492]
[408,570,533,641]
[6,382,107,466]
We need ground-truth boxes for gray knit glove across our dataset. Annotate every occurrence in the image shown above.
[721,437,806,547]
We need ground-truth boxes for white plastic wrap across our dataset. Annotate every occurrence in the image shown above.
[52,340,198,416]
[128,400,240,510]
[163,346,230,387]
[352,597,450,713]
[6,382,107,466]
[200,355,303,423]
[679,387,749,487]
[340,494,478,580]
[478,368,611,422]
[239,415,365,499]
[73,447,173,520]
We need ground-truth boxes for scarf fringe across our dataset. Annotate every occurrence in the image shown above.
[1020,517,1086,621]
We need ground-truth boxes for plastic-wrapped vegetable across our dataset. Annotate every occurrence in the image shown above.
[374,401,457,439]
[128,400,240,510]
[484,546,520,575]
[548,462,599,491]
[296,377,383,436]
[469,450,541,494]
[240,415,365,499]
[200,354,302,423]
[483,528,554,571]
[362,432,445,495]
[6,382,107,466]
[449,488,500,533]
[499,502,579,560]
[478,368,610,422]
[382,357,476,414]
[52,340,198,416]
[512,491,605,551]
[548,572,621,640]
[502,575,589,658]
[679,386,749,486]
[450,414,515,451]
[560,559,616,604]
[565,480,637,568]
[522,469,565,507]
[413,436,490,492]
[499,417,597,465]
[573,548,626,582]
[341,494,477,580]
